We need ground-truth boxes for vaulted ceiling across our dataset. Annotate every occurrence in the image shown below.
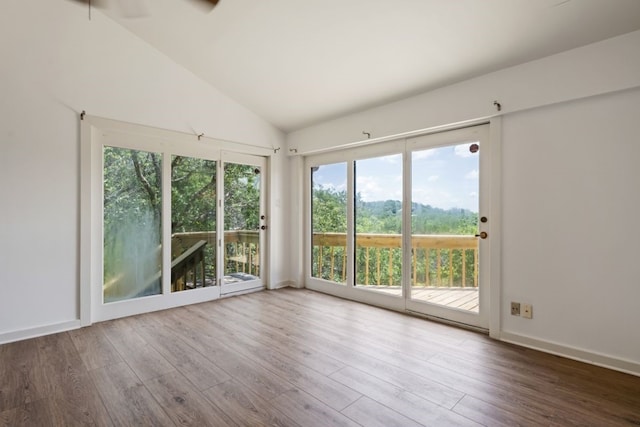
[98,0,640,132]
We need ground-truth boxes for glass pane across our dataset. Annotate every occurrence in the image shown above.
[410,142,479,312]
[171,156,217,292]
[354,154,402,294]
[224,163,261,284]
[311,163,347,284]
[103,146,162,303]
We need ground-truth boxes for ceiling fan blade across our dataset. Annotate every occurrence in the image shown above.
[67,0,217,15]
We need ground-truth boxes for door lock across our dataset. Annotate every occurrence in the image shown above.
[475,231,488,239]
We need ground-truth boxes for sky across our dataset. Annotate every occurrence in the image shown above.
[312,142,479,212]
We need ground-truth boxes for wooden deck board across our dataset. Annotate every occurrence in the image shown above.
[358,285,480,312]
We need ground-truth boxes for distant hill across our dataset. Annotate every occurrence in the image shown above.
[356,199,478,234]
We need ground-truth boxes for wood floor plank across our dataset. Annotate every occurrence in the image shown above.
[427,350,635,425]
[0,339,44,412]
[68,323,123,371]
[271,389,361,427]
[265,294,577,422]
[184,304,361,411]
[0,398,55,427]
[203,379,300,427]
[331,366,481,427]
[255,291,462,361]
[453,395,542,427]
[90,361,175,426]
[144,371,236,427]
[188,301,346,376]
[341,396,424,427]
[101,317,175,381]
[234,293,466,408]
[221,335,361,411]
[34,334,113,426]
[132,312,232,391]
[269,289,472,345]
[157,307,296,401]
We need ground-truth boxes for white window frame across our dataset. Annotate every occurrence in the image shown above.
[303,121,502,333]
[80,115,271,324]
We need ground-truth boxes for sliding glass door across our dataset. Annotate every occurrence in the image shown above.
[170,155,217,293]
[88,122,268,322]
[354,154,403,295]
[103,146,163,303]
[221,152,266,295]
[405,129,489,327]
[306,125,491,329]
[311,162,348,285]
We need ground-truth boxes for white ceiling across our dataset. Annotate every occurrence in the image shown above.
[100,0,640,132]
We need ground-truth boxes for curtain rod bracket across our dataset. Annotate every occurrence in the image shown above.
[80,110,86,120]
[493,100,502,112]
[273,147,281,154]
[362,131,371,139]
[197,133,204,141]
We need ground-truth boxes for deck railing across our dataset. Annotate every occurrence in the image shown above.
[171,230,260,287]
[313,232,478,287]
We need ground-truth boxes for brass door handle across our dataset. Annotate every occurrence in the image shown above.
[475,231,488,239]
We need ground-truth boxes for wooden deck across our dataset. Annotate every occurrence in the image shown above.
[357,286,479,312]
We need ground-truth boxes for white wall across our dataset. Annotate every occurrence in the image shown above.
[501,88,640,369]
[0,0,286,340]
[287,30,640,374]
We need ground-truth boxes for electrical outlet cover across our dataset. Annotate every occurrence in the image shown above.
[511,302,520,316]
[522,304,533,319]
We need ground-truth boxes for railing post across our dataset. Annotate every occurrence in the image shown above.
[365,248,370,285]
[375,248,381,285]
[329,247,335,281]
[462,249,467,287]
[449,249,454,286]
[388,249,393,285]
[474,248,478,287]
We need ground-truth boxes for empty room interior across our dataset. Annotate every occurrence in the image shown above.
[2,0,640,425]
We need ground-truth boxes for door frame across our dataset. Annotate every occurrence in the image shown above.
[219,151,267,296]
[303,120,502,334]
[403,125,490,329]
[80,115,271,324]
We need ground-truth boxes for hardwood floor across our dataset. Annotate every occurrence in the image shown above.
[1,288,639,426]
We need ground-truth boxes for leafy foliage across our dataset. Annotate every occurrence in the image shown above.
[103,147,162,301]
[103,149,262,297]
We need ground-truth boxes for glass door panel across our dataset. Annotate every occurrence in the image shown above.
[222,159,264,293]
[354,154,403,295]
[103,146,162,303]
[170,155,217,292]
[410,142,480,312]
[311,162,348,284]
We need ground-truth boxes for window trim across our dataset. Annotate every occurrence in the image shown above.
[80,115,271,325]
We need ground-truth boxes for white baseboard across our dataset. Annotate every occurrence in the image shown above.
[0,320,82,345]
[499,331,640,378]
[272,280,299,289]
